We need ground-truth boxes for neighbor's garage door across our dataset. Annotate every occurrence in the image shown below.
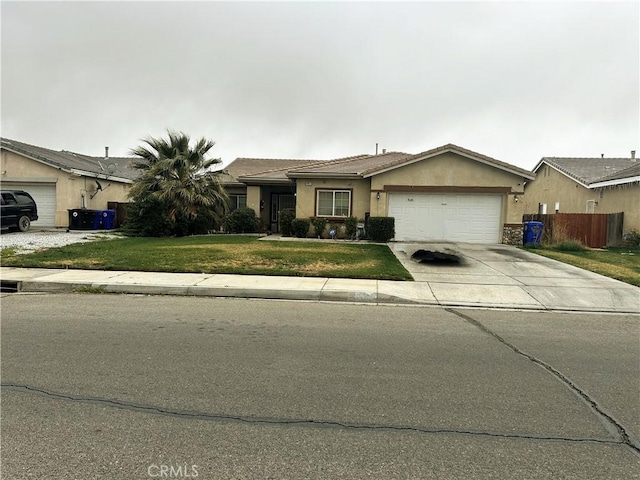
[2,183,56,227]
[388,193,502,243]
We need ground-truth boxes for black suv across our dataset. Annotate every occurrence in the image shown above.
[1,190,39,232]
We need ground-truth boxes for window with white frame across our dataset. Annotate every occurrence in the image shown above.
[229,194,247,211]
[316,190,351,217]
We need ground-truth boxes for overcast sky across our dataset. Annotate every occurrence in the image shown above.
[2,1,638,169]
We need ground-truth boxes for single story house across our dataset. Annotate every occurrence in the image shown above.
[523,153,640,233]
[222,144,535,244]
[1,138,138,227]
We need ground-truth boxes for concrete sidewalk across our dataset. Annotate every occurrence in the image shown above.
[1,242,638,313]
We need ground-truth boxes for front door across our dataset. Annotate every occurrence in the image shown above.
[270,193,296,232]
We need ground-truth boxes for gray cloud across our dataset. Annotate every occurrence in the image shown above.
[2,1,638,168]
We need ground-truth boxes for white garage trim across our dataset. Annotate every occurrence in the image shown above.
[2,182,56,227]
[388,192,503,243]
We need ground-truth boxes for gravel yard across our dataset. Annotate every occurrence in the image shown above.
[0,229,117,254]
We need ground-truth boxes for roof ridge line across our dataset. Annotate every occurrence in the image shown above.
[286,153,372,173]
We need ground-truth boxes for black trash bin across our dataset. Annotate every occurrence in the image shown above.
[68,209,97,230]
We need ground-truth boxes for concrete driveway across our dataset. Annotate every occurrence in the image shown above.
[391,243,640,313]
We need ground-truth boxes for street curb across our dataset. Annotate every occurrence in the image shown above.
[10,278,640,313]
[13,279,428,306]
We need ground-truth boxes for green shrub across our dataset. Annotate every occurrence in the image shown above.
[280,209,296,237]
[523,242,544,249]
[312,217,327,238]
[122,198,175,237]
[367,217,395,242]
[291,218,311,238]
[222,208,257,233]
[122,198,219,237]
[345,216,358,239]
[623,229,640,247]
[553,240,587,252]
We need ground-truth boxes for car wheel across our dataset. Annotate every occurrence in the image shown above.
[18,216,31,232]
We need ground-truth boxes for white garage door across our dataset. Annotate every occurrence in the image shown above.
[2,183,56,227]
[388,193,502,243]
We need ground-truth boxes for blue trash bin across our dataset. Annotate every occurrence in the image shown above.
[93,210,117,230]
[523,221,544,244]
[103,210,116,230]
[92,210,105,230]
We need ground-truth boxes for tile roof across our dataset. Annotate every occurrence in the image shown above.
[1,137,140,181]
[286,152,411,177]
[590,162,640,184]
[224,158,323,185]
[540,157,638,186]
[229,144,533,183]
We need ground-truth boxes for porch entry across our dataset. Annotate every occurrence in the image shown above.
[270,193,296,232]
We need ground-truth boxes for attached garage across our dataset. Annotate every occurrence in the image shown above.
[2,138,137,227]
[1,182,56,227]
[388,192,503,243]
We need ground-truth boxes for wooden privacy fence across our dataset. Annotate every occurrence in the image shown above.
[522,212,624,248]
[107,202,129,229]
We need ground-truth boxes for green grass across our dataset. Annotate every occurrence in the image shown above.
[0,235,413,281]
[524,245,640,287]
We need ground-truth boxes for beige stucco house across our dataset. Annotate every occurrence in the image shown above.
[523,154,640,233]
[223,144,535,244]
[1,138,138,227]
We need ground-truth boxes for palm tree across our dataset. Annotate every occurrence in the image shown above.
[128,130,228,233]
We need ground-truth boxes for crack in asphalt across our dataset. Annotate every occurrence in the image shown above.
[1,382,625,447]
[446,308,640,456]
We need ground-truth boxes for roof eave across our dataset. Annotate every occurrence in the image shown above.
[541,161,591,188]
[236,177,295,185]
[589,176,640,188]
[1,145,76,175]
[69,168,134,183]
[363,147,535,180]
[287,172,362,179]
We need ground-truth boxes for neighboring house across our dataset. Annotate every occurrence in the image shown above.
[0,138,138,228]
[524,153,640,233]
[222,144,535,244]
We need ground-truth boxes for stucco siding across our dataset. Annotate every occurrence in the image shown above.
[524,165,639,232]
[596,185,640,232]
[523,167,593,214]
[371,152,524,225]
[295,178,371,220]
[371,152,524,190]
[1,150,132,227]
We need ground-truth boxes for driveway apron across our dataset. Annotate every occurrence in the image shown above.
[391,243,640,313]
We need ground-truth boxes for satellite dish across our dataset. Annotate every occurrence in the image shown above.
[106,163,117,175]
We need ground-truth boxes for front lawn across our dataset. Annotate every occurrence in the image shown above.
[0,235,413,281]
[525,245,640,287]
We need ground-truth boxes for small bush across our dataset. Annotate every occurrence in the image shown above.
[345,216,358,239]
[623,229,640,247]
[523,242,544,249]
[367,217,395,242]
[122,198,175,237]
[222,208,257,233]
[312,217,327,238]
[291,218,311,238]
[280,209,296,237]
[553,241,587,252]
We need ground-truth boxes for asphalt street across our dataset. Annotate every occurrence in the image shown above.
[1,294,639,479]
